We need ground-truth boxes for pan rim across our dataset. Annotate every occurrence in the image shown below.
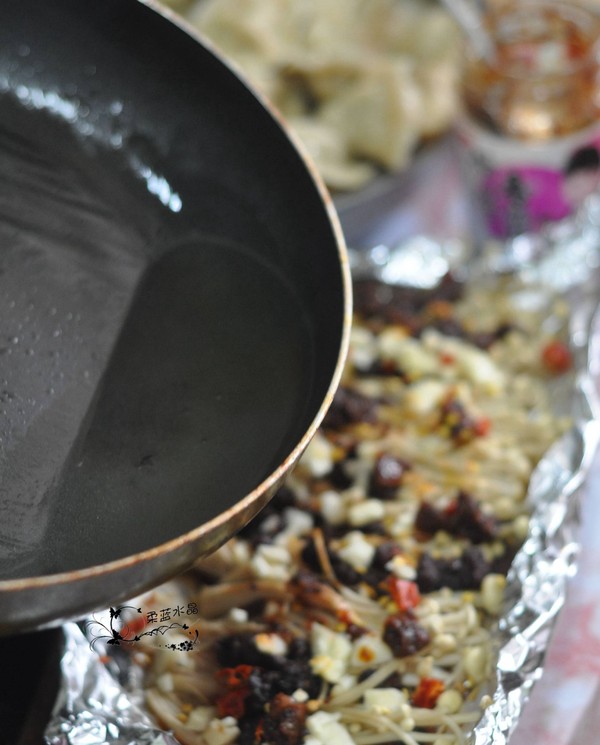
[0,0,352,597]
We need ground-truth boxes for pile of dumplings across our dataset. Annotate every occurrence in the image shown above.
[165,0,462,191]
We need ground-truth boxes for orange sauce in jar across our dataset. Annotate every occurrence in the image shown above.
[457,1,600,240]
[462,2,600,140]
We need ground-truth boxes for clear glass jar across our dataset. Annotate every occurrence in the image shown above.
[457,1,600,243]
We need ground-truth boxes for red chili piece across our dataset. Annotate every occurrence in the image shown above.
[411,677,445,708]
[216,688,250,719]
[215,664,254,718]
[387,578,421,612]
[217,664,254,688]
[473,417,492,437]
[542,340,573,374]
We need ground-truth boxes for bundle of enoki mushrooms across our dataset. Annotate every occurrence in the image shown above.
[123,274,573,745]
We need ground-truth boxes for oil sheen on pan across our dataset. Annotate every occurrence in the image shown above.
[0,89,316,580]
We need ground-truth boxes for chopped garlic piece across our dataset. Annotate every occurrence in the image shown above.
[379,331,438,378]
[306,711,356,745]
[303,432,335,477]
[205,717,240,745]
[311,623,352,683]
[432,633,457,654]
[351,634,393,669]
[254,632,288,657]
[187,706,217,732]
[404,379,449,415]
[331,674,358,697]
[480,574,507,616]
[435,689,463,714]
[386,554,417,580]
[350,326,378,370]
[463,645,489,684]
[157,673,174,693]
[250,543,291,580]
[275,507,314,546]
[363,687,407,713]
[320,490,347,525]
[336,531,375,572]
[347,498,385,527]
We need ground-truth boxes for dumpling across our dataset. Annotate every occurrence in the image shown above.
[320,60,422,171]
[287,116,377,192]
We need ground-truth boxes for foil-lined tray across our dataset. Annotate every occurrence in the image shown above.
[44,222,600,745]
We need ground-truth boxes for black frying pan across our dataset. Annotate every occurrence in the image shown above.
[0,0,351,633]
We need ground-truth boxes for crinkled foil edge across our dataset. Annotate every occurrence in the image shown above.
[44,622,180,745]
[45,237,600,745]
[471,401,600,745]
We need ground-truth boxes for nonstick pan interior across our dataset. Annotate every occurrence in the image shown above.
[0,0,350,632]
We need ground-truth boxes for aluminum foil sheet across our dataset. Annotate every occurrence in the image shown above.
[45,232,600,745]
[45,623,180,745]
